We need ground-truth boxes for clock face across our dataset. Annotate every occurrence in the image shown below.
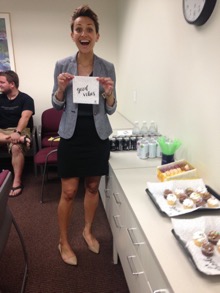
[183,0,206,22]
[183,0,217,25]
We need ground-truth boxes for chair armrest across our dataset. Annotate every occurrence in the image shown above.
[37,125,42,149]
[31,126,38,154]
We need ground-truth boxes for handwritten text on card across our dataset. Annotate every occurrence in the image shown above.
[73,76,99,104]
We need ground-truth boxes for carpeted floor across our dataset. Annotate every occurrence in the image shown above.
[0,161,129,293]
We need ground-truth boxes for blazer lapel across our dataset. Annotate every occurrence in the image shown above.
[66,54,78,75]
[93,55,102,77]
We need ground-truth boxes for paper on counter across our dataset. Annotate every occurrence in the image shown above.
[116,130,133,136]
[73,76,99,104]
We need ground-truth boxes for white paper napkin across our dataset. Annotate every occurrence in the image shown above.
[171,217,220,275]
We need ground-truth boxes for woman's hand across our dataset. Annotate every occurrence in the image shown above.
[55,72,74,101]
[57,72,74,93]
[97,77,114,97]
[97,77,115,107]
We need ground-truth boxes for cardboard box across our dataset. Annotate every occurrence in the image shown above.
[157,159,199,182]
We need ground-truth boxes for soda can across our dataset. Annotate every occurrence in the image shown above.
[112,135,119,150]
[117,137,123,151]
[110,137,117,151]
[148,140,157,158]
[136,137,143,157]
[130,136,137,150]
[156,142,162,157]
[139,140,149,159]
[123,137,130,150]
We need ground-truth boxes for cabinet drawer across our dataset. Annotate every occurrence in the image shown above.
[112,176,127,211]
[109,188,126,242]
[126,211,173,292]
[107,166,173,293]
[107,171,128,227]
[118,229,152,293]
[99,175,106,208]
[110,195,152,292]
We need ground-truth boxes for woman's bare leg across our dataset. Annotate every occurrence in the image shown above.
[58,177,79,265]
[83,176,101,253]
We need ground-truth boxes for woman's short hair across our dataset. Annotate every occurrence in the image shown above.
[71,5,99,34]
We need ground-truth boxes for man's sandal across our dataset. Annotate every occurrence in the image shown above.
[22,135,31,148]
[9,184,24,198]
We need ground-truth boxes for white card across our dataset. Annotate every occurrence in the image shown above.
[117,130,133,136]
[73,76,99,104]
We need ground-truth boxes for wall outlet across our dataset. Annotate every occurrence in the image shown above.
[132,89,137,103]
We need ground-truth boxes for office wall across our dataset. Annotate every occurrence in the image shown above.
[1,0,118,123]
[117,0,220,190]
[1,0,220,190]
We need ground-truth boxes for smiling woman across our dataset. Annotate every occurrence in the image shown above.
[51,4,117,267]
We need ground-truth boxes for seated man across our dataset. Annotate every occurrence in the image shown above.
[0,70,35,197]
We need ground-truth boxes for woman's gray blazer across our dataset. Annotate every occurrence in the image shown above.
[52,53,117,140]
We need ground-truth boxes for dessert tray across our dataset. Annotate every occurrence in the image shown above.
[171,216,220,275]
[146,179,220,217]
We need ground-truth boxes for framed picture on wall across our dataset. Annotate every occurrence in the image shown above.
[0,13,15,71]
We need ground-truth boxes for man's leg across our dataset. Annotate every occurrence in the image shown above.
[0,129,30,197]
[9,144,25,197]
[0,132,11,143]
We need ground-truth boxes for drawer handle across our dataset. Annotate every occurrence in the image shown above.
[153,289,170,293]
[127,255,144,275]
[127,228,145,245]
[113,192,121,204]
[113,215,123,228]
[147,281,170,293]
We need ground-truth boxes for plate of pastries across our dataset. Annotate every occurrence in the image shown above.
[146,179,220,217]
[172,216,220,275]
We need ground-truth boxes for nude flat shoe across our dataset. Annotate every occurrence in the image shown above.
[58,244,77,266]
[82,232,100,254]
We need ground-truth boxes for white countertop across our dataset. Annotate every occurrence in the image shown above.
[110,151,161,170]
[109,153,220,293]
[108,111,220,293]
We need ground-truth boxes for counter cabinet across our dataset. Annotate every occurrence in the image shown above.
[99,166,173,293]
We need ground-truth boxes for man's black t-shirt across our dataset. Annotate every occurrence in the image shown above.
[0,91,35,128]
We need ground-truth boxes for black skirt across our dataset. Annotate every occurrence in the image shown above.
[58,115,110,178]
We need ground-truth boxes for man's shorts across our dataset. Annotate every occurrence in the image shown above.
[0,128,31,154]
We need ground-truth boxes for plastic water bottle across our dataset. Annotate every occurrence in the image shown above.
[148,121,157,136]
[140,121,148,137]
[132,121,140,136]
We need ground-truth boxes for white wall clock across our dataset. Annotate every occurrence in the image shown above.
[183,0,217,26]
